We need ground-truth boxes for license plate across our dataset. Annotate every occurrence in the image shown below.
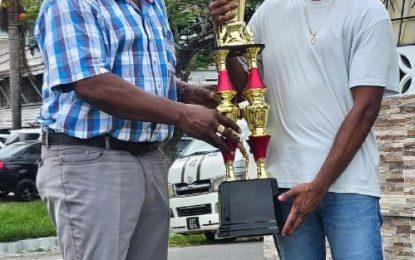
[186,217,200,230]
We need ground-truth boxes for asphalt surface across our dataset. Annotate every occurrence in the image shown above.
[1,241,264,260]
[169,241,264,260]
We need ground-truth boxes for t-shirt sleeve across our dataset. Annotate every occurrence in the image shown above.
[35,0,110,93]
[349,19,399,95]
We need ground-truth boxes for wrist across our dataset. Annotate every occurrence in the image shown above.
[172,101,187,125]
[177,81,189,103]
[311,178,330,194]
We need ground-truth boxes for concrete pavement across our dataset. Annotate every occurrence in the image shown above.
[169,241,264,260]
[0,241,264,260]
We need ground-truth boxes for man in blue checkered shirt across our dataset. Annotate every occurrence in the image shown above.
[34,0,239,259]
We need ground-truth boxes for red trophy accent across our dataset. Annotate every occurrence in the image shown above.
[248,135,271,161]
[246,67,266,90]
[223,139,237,162]
[217,70,235,92]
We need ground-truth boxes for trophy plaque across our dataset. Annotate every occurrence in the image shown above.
[214,0,283,238]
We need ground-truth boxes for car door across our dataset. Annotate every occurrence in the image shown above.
[21,144,41,179]
[9,144,41,180]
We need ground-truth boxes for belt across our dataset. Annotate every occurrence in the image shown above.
[42,131,161,156]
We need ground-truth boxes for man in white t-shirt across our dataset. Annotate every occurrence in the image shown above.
[210,0,399,259]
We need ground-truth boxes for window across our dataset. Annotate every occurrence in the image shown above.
[384,0,415,46]
[0,74,43,108]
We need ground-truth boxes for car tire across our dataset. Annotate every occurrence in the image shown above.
[0,190,9,198]
[204,232,236,243]
[15,179,38,201]
[204,232,216,241]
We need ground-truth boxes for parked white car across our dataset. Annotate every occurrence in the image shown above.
[168,121,257,241]
[5,128,41,146]
[0,134,9,149]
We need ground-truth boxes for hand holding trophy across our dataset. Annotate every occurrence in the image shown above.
[211,0,284,238]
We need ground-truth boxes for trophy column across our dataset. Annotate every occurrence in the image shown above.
[214,49,240,181]
[243,47,271,179]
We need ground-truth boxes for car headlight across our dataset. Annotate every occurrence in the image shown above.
[168,183,175,198]
[212,176,226,192]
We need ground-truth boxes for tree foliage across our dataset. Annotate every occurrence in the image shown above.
[10,0,263,81]
[166,0,262,80]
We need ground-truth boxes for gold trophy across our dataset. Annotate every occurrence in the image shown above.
[214,0,283,238]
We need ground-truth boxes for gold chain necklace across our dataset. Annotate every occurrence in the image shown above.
[303,0,335,44]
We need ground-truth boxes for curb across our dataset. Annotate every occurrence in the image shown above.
[0,237,59,256]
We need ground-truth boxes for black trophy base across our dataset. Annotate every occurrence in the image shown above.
[217,178,283,238]
[214,43,265,57]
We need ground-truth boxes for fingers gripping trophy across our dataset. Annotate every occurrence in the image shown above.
[213,0,283,238]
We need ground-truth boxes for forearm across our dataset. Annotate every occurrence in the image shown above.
[313,97,382,190]
[75,73,184,124]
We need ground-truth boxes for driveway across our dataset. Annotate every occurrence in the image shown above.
[1,241,264,260]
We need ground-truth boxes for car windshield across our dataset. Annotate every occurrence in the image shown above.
[180,140,218,157]
[0,143,31,159]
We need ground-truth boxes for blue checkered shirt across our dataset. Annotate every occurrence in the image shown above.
[35,0,177,142]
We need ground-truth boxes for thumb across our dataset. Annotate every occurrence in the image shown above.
[278,187,299,202]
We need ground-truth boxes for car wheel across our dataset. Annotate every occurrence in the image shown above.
[204,232,216,241]
[204,232,236,243]
[0,190,9,198]
[15,179,38,201]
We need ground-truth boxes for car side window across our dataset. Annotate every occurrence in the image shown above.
[21,145,41,162]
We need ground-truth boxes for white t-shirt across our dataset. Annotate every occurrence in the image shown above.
[248,0,399,197]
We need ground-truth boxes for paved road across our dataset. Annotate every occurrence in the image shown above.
[1,241,264,260]
[169,241,264,260]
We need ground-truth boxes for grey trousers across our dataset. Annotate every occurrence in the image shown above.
[36,145,169,260]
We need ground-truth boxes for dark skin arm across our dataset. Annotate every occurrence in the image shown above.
[74,73,240,153]
[278,86,384,236]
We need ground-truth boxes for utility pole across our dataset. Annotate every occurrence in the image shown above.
[8,0,22,129]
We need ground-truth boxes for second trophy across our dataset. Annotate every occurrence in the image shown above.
[214,0,283,238]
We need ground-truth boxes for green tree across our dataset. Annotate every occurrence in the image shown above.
[0,0,41,129]
[166,0,262,80]
[1,0,24,129]
[15,0,263,81]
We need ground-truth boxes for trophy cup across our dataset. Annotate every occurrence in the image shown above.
[214,0,283,238]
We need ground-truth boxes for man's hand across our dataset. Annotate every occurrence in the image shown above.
[177,104,241,154]
[209,0,239,27]
[181,84,217,109]
[278,182,327,236]
[275,86,384,237]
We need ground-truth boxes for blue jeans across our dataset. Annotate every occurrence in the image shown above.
[274,190,383,260]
